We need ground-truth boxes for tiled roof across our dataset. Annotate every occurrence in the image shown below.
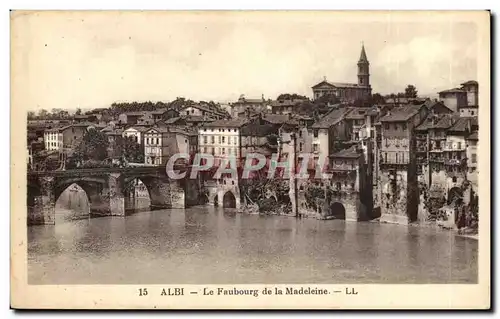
[312,107,352,129]
[448,117,478,133]
[461,80,478,86]
[261,114,290,124]
[416,114,458,131]
[345,107,376,120]
[203,118,249,128]
[423,100,454,113]
[467,131,478,140]
[379,104,424,122]
[438,88,466,94]
[124,126,149,132]
[330,145,363,159]
[240,123,278,137]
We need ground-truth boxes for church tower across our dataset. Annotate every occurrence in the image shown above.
[357,44,370,87]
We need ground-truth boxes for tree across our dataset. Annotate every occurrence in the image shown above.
[75,108,82,115]
[117,136,144,163]
[277,93,308,101]
[314,94,340,106]
[38,109,48,119]
[371,93,385,105]
[67,129,109,168]
[27,111,35,120]
[405,85,418,98]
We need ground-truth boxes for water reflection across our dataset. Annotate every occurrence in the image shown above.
[28,206,478,285]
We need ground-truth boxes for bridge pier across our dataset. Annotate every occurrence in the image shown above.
[29,176,56,225]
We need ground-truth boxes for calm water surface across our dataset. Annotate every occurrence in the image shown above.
[28,205,478,284]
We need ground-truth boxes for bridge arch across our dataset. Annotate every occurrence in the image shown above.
[222,191,237,209]
[448,187,463,205]
[329,202,346,220]
[123,177,152,214]
[54,183,91,222]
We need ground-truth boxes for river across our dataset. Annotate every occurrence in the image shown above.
[28,205,478,285]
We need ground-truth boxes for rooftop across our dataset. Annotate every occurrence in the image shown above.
[312,80,360,89]
[344,107,377,120]
[467,131,478,140]
[203,118,249,128]
[330,145,363,159]
[438,88,466,94]
[448,117,478,133]
[379,104,424,122]
[461,80,479,87]
[312,107,352,129]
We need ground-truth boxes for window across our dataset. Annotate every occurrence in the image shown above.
[395,152,399,163]
[211,136,215,144]
[222,148,225,154]
[222,136,225,144]
[384,123,389,130]
[457,142,462,149]
[402,123,407,130]
[351,183,355,189]
[472,153,477,163]
[313,129,319,138]
[299,143,303,152]
[299,130,302,138]
[228,148,232,155]
[218,136,221,144]
[452,176,457,183]
[72,128,75,133]
[313,144,318,152]
[384,152,387,163]
[471,111,475,116]
[156,138,159,145]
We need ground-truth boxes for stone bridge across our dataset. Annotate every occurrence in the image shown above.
[27,166,202,225]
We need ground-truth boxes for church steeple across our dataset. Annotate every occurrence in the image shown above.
[357,43,370,87]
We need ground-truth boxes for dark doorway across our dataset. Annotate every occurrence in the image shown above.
[329,202,346,220]
[213,195,219,207]
[448,187,463,205]
[223,192,236,208]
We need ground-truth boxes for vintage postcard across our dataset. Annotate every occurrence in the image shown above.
[11,10,490,309]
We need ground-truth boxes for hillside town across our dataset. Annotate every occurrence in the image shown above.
[26,45,479,234]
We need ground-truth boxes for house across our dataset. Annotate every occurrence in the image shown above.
[118,112,148,126]
[438,88,468,113]
[143,127,195,166]
[231,95,269,118]
[122,126,149,144]
[150,108,180,122]
[310,107,353,168]
[377,103,429,224]
[179,104,227,120]
[466,131,478,193]
[43,123,92,151]
[198,118,248,166]
[443,117,478,203]
[73,114,98,124]
[270,98,308,115]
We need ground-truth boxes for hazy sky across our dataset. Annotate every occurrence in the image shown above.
[12,11,481,111]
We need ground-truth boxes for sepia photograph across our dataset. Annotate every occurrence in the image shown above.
[11,10,490,309]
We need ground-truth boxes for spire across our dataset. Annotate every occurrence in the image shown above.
[358,43,368,63]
